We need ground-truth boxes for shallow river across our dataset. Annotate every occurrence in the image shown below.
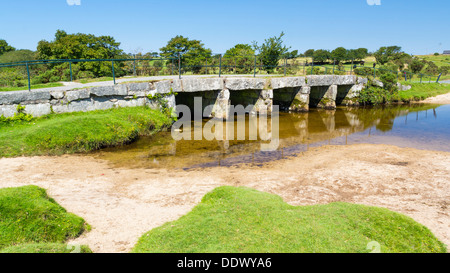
[92,104,450,169]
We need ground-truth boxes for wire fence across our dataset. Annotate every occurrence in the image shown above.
[0,54,444,91]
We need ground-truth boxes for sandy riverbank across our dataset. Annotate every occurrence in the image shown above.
[0,143,448,253]
[420,91,450,104]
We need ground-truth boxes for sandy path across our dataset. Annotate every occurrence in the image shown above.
[0,144,449,253]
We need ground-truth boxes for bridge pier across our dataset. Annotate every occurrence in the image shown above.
[318,84,337,110]
[289,86,310,112]
[252,89,273,115]
[211,89,230,120]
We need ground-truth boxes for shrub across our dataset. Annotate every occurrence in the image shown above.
[354,67,373,76]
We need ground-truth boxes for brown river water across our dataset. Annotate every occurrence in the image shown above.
[91,103,450,169]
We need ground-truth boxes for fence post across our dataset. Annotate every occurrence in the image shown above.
[178,53,181,79]
[436,73,442,83]
[351,59,354,75]
[311,58,314,75]
[26,62,31,91]
[284,58,287,76]
[69,61,73,82]
[254,55,256,78]
[235,57,237,74]
[171,58,174,75]
[111,60,116,85]
[133,59,137,77]
[219,54,222,78]
[333,60,335,75]
[205,57,208,75]
[420,74,423,83]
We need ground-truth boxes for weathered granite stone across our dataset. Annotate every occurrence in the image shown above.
[210,89,230,119]
[24,103,52,116]
[225,78,266,90]
[357,77,368,84]
[334,75,357,85]
[318,85,337,109]
[306,75,335,86]
[252,90,273,115]
[290,86,310,112]
[182,78,224,92]
[117,98,147,108]
[373,79,384,88]
[153,80,182,93]
[52,99,95,114]
[271,77,305,89]
[300,86,311,94]
[0,90,51,105]
[126,82,149,93]
[90,85,127,96]
[50,91,65,100]
[0,105,18,117]
[65,89,90,102]
[397,83,411,91]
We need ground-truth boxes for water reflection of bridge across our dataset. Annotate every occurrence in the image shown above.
[95,104,440,169]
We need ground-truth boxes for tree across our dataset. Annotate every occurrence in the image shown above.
[253,32,290,73]
[374,46,402,65]
[284,50,299,59]
[409,58,425,74]
[37,30,123,60]
[392,53,412,71]
[0,50,35,64]
[423,62,439,75]
[0,39,15,56]
[331,47,348,63]
[354,48,369,60]
[312,49,331,63]
[304,49,315,58]
[36,30,126,80]
[160,35,212,74]
[223,44,255,74]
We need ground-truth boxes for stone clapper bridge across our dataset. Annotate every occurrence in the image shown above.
[0,75,368,119]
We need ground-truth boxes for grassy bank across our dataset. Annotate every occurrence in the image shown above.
[0,106,174,157]
[133,187,446,253]
[0,186,91,253]
[397,83,450,102]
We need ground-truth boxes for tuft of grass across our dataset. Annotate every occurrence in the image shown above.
[397,83,450,102]
[0,243,92,253]
[133,186,447,253]
[0,106,174,157]
[0,186,90,251]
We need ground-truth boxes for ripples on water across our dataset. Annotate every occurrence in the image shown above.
[92,104,450,169]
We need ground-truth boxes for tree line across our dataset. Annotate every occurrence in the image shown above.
[0,31,448,88]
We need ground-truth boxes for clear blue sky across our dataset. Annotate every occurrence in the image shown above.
[0,0,448,55]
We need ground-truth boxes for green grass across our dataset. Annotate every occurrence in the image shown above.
[397,83,450,102]
[0,185,90,251]
[0,243,92,253]
[415,54,450,67]
[0,106,174,157]
[0,82,64,92]
[132,187,447,253]
[76,77,114,84]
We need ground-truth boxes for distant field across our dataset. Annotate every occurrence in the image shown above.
[414,54,450,67]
